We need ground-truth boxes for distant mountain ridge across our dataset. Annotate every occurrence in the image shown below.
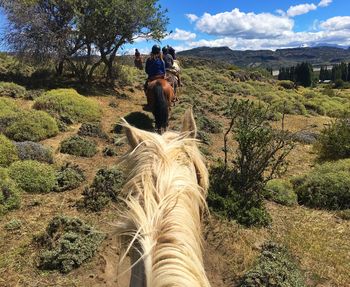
[178,46,350,69]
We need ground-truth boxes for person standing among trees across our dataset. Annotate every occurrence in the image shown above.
[134,49,143,70]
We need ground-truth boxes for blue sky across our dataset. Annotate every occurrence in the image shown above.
[1,0,349,54]
[126,0,350,54]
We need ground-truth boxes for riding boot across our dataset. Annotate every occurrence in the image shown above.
[143,80,152,111]
[178,76,182,87]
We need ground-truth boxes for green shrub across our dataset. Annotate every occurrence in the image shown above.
[4,219,22,231]
[9,160,56,193]
[0,53,34,80]
[0,97,20,131]
[263,179,297,206]
[35,216,105,273]
[314,119,350,161]
[334,79,345,89]
[335,209,350,220]
[208,100,294,227]
[0,134,19,167]
[78,122,107,138]
[321,86,336,97]
[33,89,101,123]
[294,159,350,210]
[80,167,124,211]
[207,164,271,227]
[0,167,21,215]
[196,114,222,134]
[53,163,85,192]
[278,80,295,90]
[240,242,306,287]
[60,135,97,157]
[15,141,53,163]
[0,82,26,98]
[102,146,117,157]
[114,65,144,86]
[303,101,326,115]
[197,130,212,145]
[4,111,59,142]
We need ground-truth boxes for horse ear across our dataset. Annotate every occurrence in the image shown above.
[181,107,197,138]
[124,125,143,149]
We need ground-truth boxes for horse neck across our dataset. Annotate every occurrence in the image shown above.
[122,143,211,287]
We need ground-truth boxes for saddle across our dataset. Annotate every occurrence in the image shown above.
[147,74,165,84]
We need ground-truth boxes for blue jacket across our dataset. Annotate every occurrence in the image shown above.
[145,58,165,78]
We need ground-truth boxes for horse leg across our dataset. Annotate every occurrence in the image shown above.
[129,249,146,287]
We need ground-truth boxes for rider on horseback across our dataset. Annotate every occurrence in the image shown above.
[162,46,181,93]
[162,46,174,70]
[144,44,165,92]
[134,49,143,70]
[143,45,166,110]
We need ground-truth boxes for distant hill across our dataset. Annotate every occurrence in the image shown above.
[178,46,350,69]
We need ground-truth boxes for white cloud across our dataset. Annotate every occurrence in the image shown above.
[276,9,286,16]
[165,28,196,41]
[318,0,332,7]
[286,3,317,17]
[195,8,294,38]
[310,19,320,31]
[184,29,350,51]
[320,16,350,31]
[186,14,199,23]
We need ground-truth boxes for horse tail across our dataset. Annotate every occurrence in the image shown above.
[153,82,168,131]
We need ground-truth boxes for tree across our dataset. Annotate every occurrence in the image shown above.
[209,99,294,227]
[340,62,348,82]
[319,66,325,81]
[331,64,342,82]
[294,62,313,87]
[1,0,168,82]
[76,0,168,81]
[1,0,80,76]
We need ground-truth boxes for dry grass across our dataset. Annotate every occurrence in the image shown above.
[268,203,350,287]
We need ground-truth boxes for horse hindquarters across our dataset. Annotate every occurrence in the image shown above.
[153,83,168,132]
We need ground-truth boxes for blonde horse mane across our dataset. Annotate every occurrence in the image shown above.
[115,108,211,287]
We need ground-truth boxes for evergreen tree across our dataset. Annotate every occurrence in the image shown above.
[332,64,342,82]
[319,66,325,81]
[340,62,348,82]
[324,68,331,81]
[295,62,313,87]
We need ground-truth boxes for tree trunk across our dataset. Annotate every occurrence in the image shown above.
[87,59,103,83]
[56,60,64,76]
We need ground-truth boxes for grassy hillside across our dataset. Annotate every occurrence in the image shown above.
[178,46,350,69]
[0,57,349,287]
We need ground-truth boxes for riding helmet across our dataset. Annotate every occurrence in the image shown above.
[162,46,168,54]
[151,44,161,54]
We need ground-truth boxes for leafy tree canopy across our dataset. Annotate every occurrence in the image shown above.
[1,0,168,82]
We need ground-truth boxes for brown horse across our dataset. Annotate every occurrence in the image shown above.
[146,78,175,133]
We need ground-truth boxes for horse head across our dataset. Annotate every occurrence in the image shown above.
[116,108,211,287]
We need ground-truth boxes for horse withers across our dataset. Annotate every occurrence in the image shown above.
[145,78,175,134]
[116,108,211,287]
